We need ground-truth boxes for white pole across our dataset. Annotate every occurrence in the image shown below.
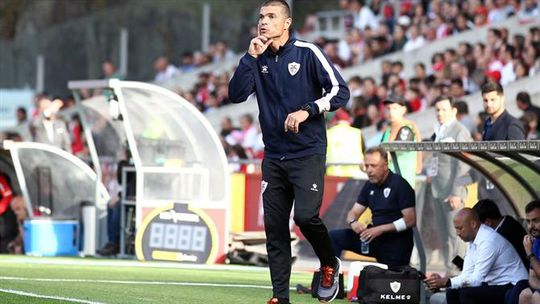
[119,28,128,78]
[36,55,44,93]
[202,3,210,53]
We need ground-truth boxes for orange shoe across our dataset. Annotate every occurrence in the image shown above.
[266,297,290,304]
[317,257,341,303]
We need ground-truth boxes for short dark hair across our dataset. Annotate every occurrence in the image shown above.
[261,0,291,18]
[473,199,502,222]
[489,28,502,38]
[450,78,463,88]
[16,107,27,115]
[481,81,504,95]
[433,95,455,107]
[431,53,444,65]
[504,44,515,58]
[349,0,366,6]
[392,60,404,68]
[363,77,375,85]
[516,91,531,106]
[241,113,254,124]
[365,146,388,162]
[526,200,540,214]
[349,75,363,84]
[477,42,486,50]
[454,100,469,114]
[445,48,457,57]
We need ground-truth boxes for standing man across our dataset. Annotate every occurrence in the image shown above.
[479,81,525,208]
[481,81,525,140]
[32,98,71,152]
[380,98,422,190]
[228,1,350,303]
[329,146,416,267]
[326,109,365,178]
[101,60,123,80]
[428,96,472,274]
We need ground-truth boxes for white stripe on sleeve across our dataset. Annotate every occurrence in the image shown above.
[294,40,339,113]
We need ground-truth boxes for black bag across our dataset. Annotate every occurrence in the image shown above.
[357,265,423,303]
[310,271,345,299]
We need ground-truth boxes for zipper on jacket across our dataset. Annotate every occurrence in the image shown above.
[275,54,278,62]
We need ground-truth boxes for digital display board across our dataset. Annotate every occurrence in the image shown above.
[135,203,218,264]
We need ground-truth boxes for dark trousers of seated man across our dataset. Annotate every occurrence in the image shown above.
[446,283,514,304]
[329,227,413,267]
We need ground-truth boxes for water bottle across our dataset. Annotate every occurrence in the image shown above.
[360,237,369,254]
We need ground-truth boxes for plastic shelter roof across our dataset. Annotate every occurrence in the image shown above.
[1,141,109,219]
[68,80,230,226]
[382,140,540,218]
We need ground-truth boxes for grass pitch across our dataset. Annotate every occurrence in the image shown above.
[0,255,346,304]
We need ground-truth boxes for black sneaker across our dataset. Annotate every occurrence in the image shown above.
[97,242,119,256]
[317,257,341,303]
[266,297,290,304]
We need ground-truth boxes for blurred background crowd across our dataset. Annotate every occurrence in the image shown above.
[1,0,539,171]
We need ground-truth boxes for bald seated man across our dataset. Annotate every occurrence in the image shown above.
[426,208,527,304]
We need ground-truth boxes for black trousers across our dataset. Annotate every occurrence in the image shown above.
[446,283,514,304]
[329,228,413,267]
[262,154,335,299]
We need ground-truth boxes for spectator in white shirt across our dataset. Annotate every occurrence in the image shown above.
[488,0,514,24]
[500,44,516,86]
[239,114,259,157]
[348,0,379,31]
[425,208,528,304]
[337,31,354,64]
[518,0,539,21]
[212,41,235,63]
[403,25,426,52]
[153,56,180,85]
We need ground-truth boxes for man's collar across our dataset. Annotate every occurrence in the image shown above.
[376,170,391,187]
[269,35,295,54]
[472,224,489,245]
[438,117,456,129]
[489,109,507,124]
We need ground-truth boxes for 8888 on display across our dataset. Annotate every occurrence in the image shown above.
[135,203,217,264]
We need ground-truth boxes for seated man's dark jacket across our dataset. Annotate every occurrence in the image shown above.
[497,215,529,269]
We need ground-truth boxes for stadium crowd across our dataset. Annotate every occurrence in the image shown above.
[150,0,540,165]
[1,2,540,303]
[2,1,539,171]
[162,0,540,112]
[216,26,540,168]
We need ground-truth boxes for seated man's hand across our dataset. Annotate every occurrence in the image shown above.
[351,221,366,234]
[359,225,384,243]
[424,273,448,292]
